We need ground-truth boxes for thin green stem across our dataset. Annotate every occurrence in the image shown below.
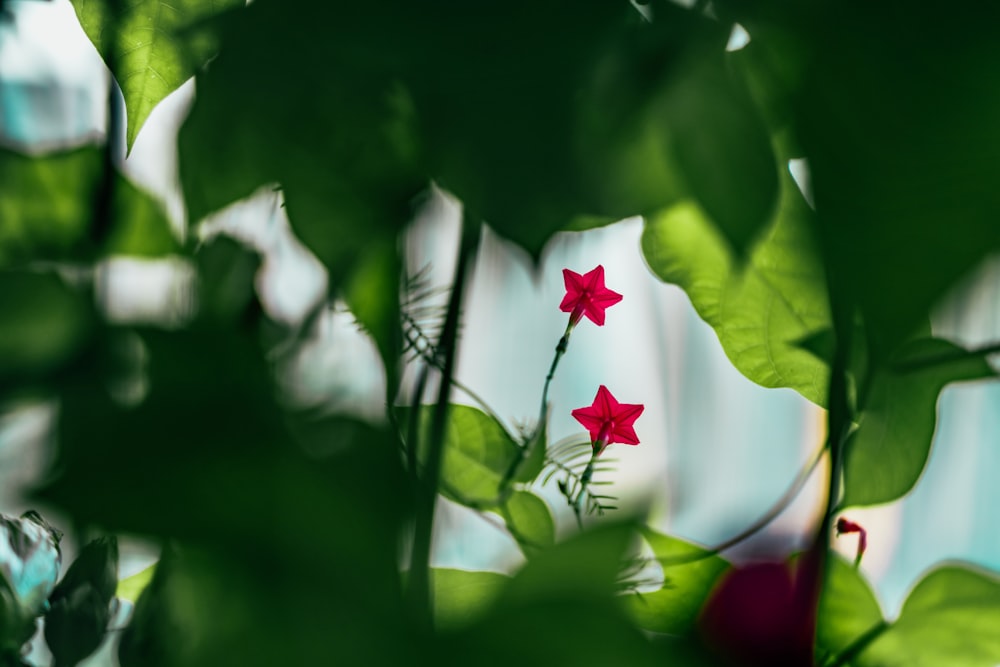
[659,442,828,566]
[406,213,479,631]
[824,621,889,667]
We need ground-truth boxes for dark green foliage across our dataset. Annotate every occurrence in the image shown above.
[44,536,119,667]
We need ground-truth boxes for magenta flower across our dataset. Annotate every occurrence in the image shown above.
[571,385,644,456]
[560,265,623,327]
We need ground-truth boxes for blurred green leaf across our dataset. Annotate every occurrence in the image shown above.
[641,165,829,405]
[626,528,729,636]
[70,0,244,152]
[816,556,884,659]
[843,338,996,507]
[490,490,555,557]
[0,147,176,264]
[797,4,1000,361]
[117,564,156,604]
[405,404,521,506]
[0,271,94,386]
[178,0,424,285]
[431,568,509,630]
[195,235,260,326]
[855,565,1000,667]
[504,521,635,604]
[663,49,778,256]
[342,238,401,400]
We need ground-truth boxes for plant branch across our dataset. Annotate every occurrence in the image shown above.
[406,212,479,631]
[891,339,1000,373]
[824,621,889,667]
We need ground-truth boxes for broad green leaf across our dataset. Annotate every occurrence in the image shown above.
[117,564,157,604]
[816,556,884,658]
[641,166,830,405]
[664,49,779,256]
[856,565,1000,667]
[490,491,555,557]
[0,272,94,384]
[178,0,424,285]
[405,405,520,506]
[70,0,245,152]
[843,338,996,507]
[504,521,636,604]
[798,4,1000,361]
[0,147,176,264]
[431,568,509,630]
[626,528,729,636]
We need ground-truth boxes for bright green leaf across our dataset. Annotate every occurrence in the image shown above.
[70,0,245,152]
[856,565,1000,667]
[816,556,884,658]
[490,491,555,557]
[626,528,729,635]
[405,405,521,506]
[843,338,997,507]
[117,564,157,604]
[641,165,830,405]
[431,568,509,630]
[0,146,177,264]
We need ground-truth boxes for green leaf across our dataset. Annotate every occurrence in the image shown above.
[0,146,177,264]
[490,491,555,557]
[798,5,1000,361]
[405,404,521,506]
[512,419,546,484]
[117,564,157,604]
[816,556,884,658]
[178,0,424,285]
[626,528,729,636]
[70,0,244,153]
[504,521,636,604]
[664,50,779,256]
[0,271,94,385]
[843,338,997,507]
[342,238,401,402]
[431,568,509,630]
[641,165,830,405]
[856,565,1000,667]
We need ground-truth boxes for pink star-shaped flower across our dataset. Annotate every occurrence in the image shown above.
[571,385,644,455]
[560,265,623,327]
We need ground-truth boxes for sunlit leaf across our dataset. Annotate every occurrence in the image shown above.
[843,338,996,507]
[70,0,245,152]
[0,147,176,264]
[816,556,884,658]
[117,564,156,604]
[404,405,521,506]
[490,491,555,557]
[626,528,729,636]
[641,166,829,405]
[855,565,1000,667]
